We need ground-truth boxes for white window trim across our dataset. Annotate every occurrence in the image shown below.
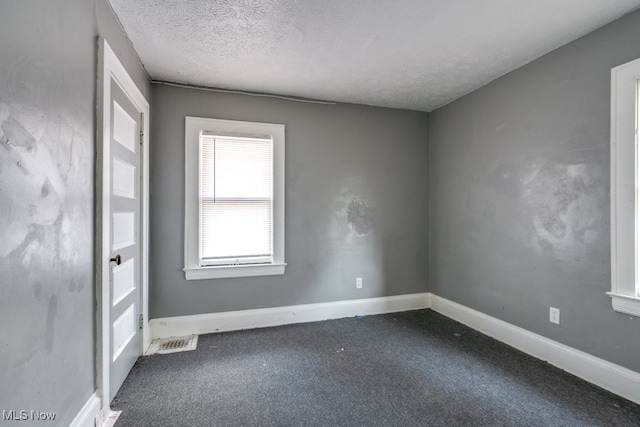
[609,57,640,317]
[184,117,285,280]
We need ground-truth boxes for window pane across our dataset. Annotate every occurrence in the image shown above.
[200,136,272,200]
[201,136,215,198]
[200,200,272,260]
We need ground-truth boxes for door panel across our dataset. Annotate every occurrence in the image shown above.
[113,100,137,153]
[112,211,135,250]
[113,258,135,306]
[112,158,136,199]
[109,79,142,400]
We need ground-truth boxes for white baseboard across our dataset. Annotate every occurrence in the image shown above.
[69,392,101,427]
[430,294,640,405]
[149,293,430,341]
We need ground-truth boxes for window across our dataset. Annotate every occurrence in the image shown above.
[184,117,285,280]
[609,57,640,317]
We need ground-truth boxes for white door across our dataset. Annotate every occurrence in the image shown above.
[108,78,142,400]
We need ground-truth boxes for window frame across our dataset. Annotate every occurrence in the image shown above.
[184,117,285,280]
[609,57,640,317]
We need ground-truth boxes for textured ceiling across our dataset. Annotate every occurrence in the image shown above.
[109,0,640,112]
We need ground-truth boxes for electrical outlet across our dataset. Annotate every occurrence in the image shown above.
[549,307,560,325]
[356,277,363,289]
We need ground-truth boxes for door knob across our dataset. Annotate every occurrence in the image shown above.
[110,254,122,265]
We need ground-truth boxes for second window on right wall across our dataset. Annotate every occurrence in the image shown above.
[609,56,640,317]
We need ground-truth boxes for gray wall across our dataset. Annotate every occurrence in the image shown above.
[150,84,429,318]
[0,0,149,424]
[429,9,640,373]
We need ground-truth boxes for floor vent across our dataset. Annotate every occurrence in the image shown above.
[147,335,198,355]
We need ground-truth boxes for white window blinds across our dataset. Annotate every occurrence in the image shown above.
[199,133,273,266]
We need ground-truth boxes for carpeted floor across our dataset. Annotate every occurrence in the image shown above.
[112,309,640,426]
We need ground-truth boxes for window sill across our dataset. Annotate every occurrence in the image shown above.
[607,292,640,317]
[184,263,286,280]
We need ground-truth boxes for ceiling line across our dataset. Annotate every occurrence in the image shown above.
[153,80,338,106]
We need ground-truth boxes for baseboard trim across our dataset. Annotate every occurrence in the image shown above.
[69,392,101,427]
[430,294,640,405]
[149,293,430,341]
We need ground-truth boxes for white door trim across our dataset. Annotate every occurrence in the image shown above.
[96,38,150,409]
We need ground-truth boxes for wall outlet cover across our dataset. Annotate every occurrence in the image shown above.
[549,307,560,325]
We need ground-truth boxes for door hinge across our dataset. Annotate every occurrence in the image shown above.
[139,313,144,330]
[140,131,144,145]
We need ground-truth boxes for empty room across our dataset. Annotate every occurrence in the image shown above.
[2,0,640,426]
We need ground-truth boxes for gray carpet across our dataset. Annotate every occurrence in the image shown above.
[112,310,640,426]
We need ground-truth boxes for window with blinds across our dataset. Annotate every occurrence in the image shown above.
[199,133,273,266]
[185,117,284,280]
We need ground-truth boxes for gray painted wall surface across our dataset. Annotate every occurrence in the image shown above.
[429,10,640,372]
[150,84,429,318]
[0,0,149,424]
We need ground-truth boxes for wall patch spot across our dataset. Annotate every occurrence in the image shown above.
[347,198,376,235]
[40,179,51,197]
[2,117,36,150]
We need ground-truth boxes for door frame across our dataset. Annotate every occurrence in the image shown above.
[96,38,150,409]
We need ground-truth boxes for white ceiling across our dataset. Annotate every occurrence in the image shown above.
[109,0,640,112]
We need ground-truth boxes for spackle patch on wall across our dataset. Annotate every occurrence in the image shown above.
[519,139,606,262]
[334,187,376,238]
[346,198,376,235]
[0,102,91,271]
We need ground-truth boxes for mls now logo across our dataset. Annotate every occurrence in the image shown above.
[3,410,56,421]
